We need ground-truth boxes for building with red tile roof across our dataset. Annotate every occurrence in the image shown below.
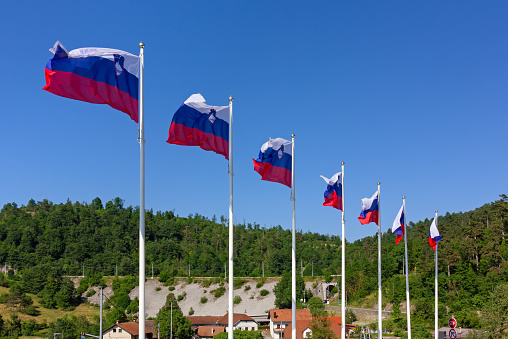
[187,316,222,328]
[103,321,156,339]
[282,318,343,339]
[269,309,312,339]
[187,313,259,338]
[196,326,225,338]
[216,313,258,331]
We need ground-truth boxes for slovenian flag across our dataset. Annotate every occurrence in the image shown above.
[428,217,442,250]
[320,172,343,211]
[358,191,379,225]
[167,94,229,160]
[253,138,292,188]
[392,205,405,245]
[43,41,139,123]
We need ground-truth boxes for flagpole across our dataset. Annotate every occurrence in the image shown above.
[403,197,411,339]
[138,41,145,339]
[341,161,346,339]
[228,96,234,339]
[377,182,382,339]
[434,210,438,339]
[291,133,296,339]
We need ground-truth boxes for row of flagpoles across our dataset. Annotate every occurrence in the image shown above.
[42,42,444,339]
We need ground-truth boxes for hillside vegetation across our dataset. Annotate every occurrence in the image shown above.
[0,195,507,337]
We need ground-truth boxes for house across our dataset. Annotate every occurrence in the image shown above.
[103,321,156,339]
[282,320,312,339]
[196,326,225,338]
[188,313,258,338]
[187,316,222,331]
[217,313,259,331]
[327,317,355,335]
[282,318,342,339]
[268,309,312,339]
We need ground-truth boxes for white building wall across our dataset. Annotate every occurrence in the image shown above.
[103,326,132,339]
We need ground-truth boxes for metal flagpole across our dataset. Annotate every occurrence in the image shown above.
[138,41,145,339]
[228,96,234,339]
[341,162,346,339]
[434,210,438,339]
[291,133,296,339]
[377,182,382,339]
[403,197,411,339]
[100,286,103,339]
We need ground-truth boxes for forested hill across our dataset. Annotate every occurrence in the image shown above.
[1,195,507,326]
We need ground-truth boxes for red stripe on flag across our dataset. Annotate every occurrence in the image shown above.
[167,122,229,160]
[43,69,139,123]
[253,159,291,188]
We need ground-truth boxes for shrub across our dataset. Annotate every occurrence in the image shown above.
[233,296,242,304]
[260,289,269,297]
[187,277,193,284]
[177,295,184,301]
[234,279,247,289]
[163,276,175,286]
[331,287,338,295]
[244,285,251,291]
[126,297,138,314]
[202,279,212,288]
[168,286,175,291]
[256,282,263,289]
[85,289,96,297]
[200,297,208,304]
[188,307,194,315]
[0,293,9,303]
[21,305,40,316]
[155,287,161,292]
[21,319,39,336]
[159,271,170,283]
[213,286,226,298]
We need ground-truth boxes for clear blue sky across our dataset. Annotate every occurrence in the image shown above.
[2,1,507,241]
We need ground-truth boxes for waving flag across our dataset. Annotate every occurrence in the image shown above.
[43,41,139,123]
[428,217,442,250]
[358,191,379,225]
[253,137,292,187]
[167,94,230,159]
[392,205,405,245]
[320,172,343,211]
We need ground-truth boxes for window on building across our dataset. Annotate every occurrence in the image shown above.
[119,329,122,333]
[113,329,116,333]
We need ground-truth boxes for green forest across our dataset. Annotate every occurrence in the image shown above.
[0,194,507,337]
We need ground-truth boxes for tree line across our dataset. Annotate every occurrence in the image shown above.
[0,194,507,336]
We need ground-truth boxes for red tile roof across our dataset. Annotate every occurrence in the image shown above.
[197,326,225,337]
[327,316,342,325]
[187,316,222,326]
[283,318,343,339]
[116,321,156,336]
[216,313,256,325]
[269,309,312,322]
[282,320,311,339]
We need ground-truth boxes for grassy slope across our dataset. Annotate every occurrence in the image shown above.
[0,286,99,325]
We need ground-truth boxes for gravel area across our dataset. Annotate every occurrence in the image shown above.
[82,278,320,319]
[128,279,277,318]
